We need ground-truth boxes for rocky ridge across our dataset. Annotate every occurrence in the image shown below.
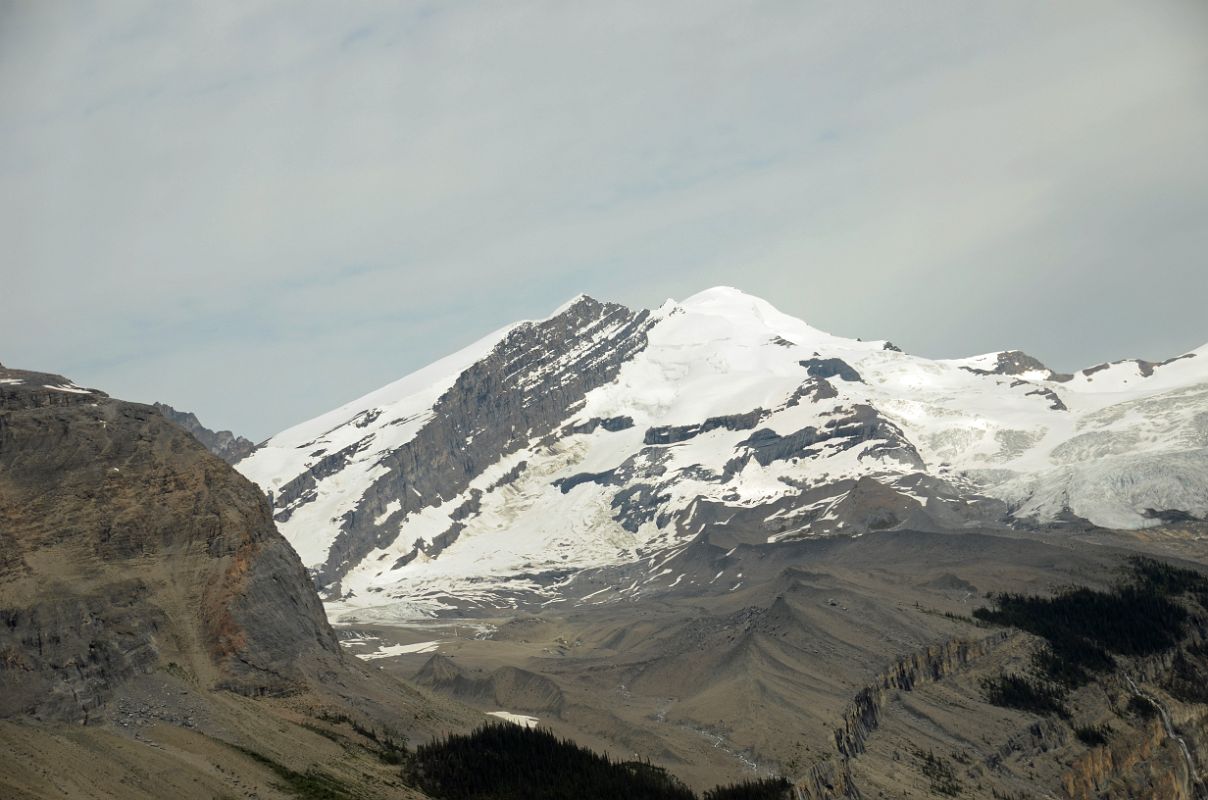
[153,401,256,464]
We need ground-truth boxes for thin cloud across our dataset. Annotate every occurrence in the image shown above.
[2,1,1206,437]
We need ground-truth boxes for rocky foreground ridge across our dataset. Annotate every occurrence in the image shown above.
[0,362,340,718]
[0,361,483,800]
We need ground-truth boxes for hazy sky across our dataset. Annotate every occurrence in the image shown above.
[3,1,1206,439]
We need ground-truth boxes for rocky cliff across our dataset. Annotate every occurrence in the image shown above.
[0,364,340,723]
[796,633,1008,799]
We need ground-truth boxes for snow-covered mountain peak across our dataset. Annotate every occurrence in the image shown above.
[674,285,850,350]
[679,285,781,317]
[235,289,1208,620]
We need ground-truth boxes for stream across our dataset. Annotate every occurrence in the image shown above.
[1123,672,1205,799]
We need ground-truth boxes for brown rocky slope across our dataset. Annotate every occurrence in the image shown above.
[0,363,475,799]
[0,363,339,716]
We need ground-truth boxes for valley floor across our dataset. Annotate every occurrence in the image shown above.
[339,525,1208,799]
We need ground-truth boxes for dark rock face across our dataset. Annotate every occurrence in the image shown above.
[308,296,657,591]
[734,405,923,472]
[387,490,485,570]
[555,470,617,494]
[563,416,635,436]
[0,365,340,723]
[992,350,1049,375]
[551,404,930,539]
[153,402,256,465]
[272,433,375,523]
[1082,352,1197,379]
[1141,352,1196,376]
[643,409,765,445]
[786,378,839,407]
[1143,508,1201,524]
[1026,386,1068,411]
[0,584,164,722]
[800,358,863,382]
[961,350,1051,377]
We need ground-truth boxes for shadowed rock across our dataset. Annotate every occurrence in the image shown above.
[800,357,863,382]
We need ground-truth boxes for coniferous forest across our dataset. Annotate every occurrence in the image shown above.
[974,556,1208,714]
[404,723,791,800]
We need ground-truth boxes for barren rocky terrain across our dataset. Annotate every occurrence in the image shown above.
[345,526,1208,798]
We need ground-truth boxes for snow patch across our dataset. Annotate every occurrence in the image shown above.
[487,711,539,728]
[351,640,443,660]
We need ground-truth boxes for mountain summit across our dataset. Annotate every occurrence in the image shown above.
[236,288,1208,620]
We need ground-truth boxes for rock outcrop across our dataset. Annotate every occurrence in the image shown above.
[153,402,256,464]
[262,296,657,591]
[0,364,341,723]
[831,634,1009,758]
[796,633,1008,799]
